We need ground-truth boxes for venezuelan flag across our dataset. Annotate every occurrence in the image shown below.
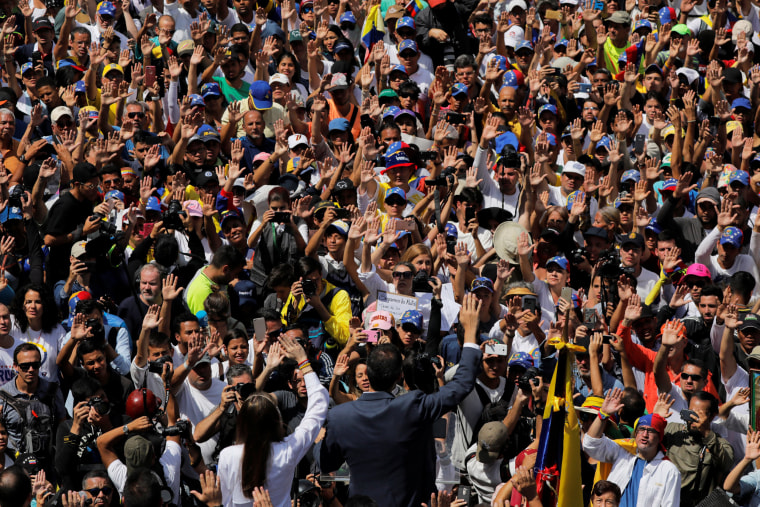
[405,0,425,17]
[533,325,584,507]
[361,5,385,57]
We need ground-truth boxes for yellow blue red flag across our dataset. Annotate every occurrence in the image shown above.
[361,5,385,59]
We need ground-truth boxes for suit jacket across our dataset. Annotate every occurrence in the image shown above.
[320,345,482,507]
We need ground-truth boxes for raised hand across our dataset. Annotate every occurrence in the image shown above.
[652,392,675,419]
[600,387,624,416]
[142,304,162,330]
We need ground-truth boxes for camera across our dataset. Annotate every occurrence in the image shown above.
[596,249,635,280]
[333,208,351,220]
[232,382,256,399]
[569,247,588,265]
[90,213,118,236]
[161,419,191,437]
[518,367,541,393]
[272,211,291,223]
[412,271,432,293]
[85,317,105,342]
[162,199,186,230]
[147,355,172,374]
[87,396,111,415]
[427,166,457,187]
[302,279,317,297]
[8,185,25,209]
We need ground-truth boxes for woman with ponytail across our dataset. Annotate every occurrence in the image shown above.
[217,334,329,507]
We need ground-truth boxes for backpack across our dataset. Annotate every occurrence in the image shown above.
[469,381,513,446]
[0,384,58,457]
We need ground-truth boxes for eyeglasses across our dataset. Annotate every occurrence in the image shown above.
[57,118,74,128]
[158,28,176,34]
[82,182,97,190]
[341,23,355,30]
[128,112,145,119]
[392,271,413,280]
[86,487,112,497]
[399,51,417,59]
[636,426,660,435]
[267,328,283,339]
[681,372,703,382]
[398,91,416,99]
[17,361,41,371]
[301,6,313,12]
[697,202,716,210]
[208,315,228,324]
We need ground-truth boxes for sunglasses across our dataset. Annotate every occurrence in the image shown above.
[18,361,41,371]
[392,271,413,280]
[128,112,145,119]
[302,6,313,12]
[681,372,703,382]
[341,23,355,30]
[267,328,283,340]
[398,91,417,99]
[86,487,112,497]
[57,118,74,128]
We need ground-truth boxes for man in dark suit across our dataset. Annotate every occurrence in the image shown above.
[320,294,483,507]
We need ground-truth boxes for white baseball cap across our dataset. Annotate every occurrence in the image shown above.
[287,133,309,149]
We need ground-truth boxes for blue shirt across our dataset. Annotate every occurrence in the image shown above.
[620,456,645,507]
[574,366,624,405]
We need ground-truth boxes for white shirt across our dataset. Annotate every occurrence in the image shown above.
[175,377,226,463]
[218,372,328,507]
[453,223,493,263]
[0,336,23,386]
[634,267,662,307]
[695,227,760,283]
[11,318,67,381]
[582,433,682,507]
[472,146,521,219]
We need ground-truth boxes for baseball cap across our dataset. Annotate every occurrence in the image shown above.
[201,82,222,99]
[684,263,711,280]
[269,73,290,85]
[383,150,415,173]
[51,106,74,124]
[334,40,353,54]
[645,217,663,235]
[724,67,744,85]
[249,81,273,110]
[451,83,468,97]
[583,226,609,240]
[671,23,691,36]
[339,11,357,24]
[393,108,416,120]
[389,64,408,76]
[508,352,533,369]
[144,196,162,212]
[197,124,220,142]
[445,223,458,238]
[385,187,407,203]
[476,422,509,464]
[196,170,219,188]
[661,178,677,191]
[621,170,641,183]
[72,162,98,183]
[502,70,525,88]
[289,29,303,42]
[327,219,349,236]
[177,40,195,56]
[470,277,494,293]
[369,310,394,330]
[563,161,585,177]
[675,67,699,85]
[328,118,351,133]
[398,39,418,55]
[507,0,527,11]
[97,0,116,16]
[566,190,584,211]
[732,97,752,111]
[0,205,22,223]
[330,73,350,90]
[104,189,124,202]
[720,226,743,248]
[384,4,405,19]
[546,256,569,271]
[396,16,414,30]
[183,200,203,217]
[618,232,645,249]
[538,104,558,117]
[57,59,85,72]
[729,169,750,186]
[634,414,666,444]
[596,136,611,152]
[32,18,53,31]
[399,310,423,332]
[220,210,243,229]
[739,313,760,333]
[333,179,356,194]
[634,19,652,32]
[102,63,124,78]
[659,6,676,24]
[696,187,720,206]
[288,133,309,149]
[607,10,631,24]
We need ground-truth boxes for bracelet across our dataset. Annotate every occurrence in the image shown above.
[297,359,311,370]
[598,410,610,421]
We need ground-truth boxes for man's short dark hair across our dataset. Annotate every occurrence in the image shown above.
[397,81,420,99]
[210,244,245,271]
[455,187,484,207]
[265,264,296,290]
[730,272,755,303]
[71,376,103,404]
[13,343,40,364]
[366,344,402,392]
[77,338,107,361]
[699,284,723,301]
[76,298,104,316]
[82,470,111,489]
[683,358,707,379]
[619,386,645,424]
[36,76,56,90]
[256,309,283,323]
[471,13,493,27]
[591,480,621,502]
[227,363,253,384]
[656,230,677,243]
[296,256,322,279]
[0,466,32,507]
[379,120,401,137]
[692,390,719,416]
[172,312,199,335]
[123,469,163,507]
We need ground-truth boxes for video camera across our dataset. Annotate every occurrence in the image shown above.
[427,166,457,188]
[147,355,172,374]
[161,419,191,437]
[87,396,111,416]
[518,367,541,393]
[162,199,186,230]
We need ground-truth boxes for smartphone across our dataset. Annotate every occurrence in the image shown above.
[465,207,476,223]
[272,211,291,223]
[419,150,439,161]
[709,116,720,137]
[31,51,42,68]
[433,418,447,439]
[548,67,561,76]
[560,287,574,305]
[602,334,613,344]
[583,308,598,327]
[142,222,155,238]
[394,218,416,232]
[594,0,604,9]
[578,83,592,93]
[545,8,562,19]
[522,294,538,312]
[446,240,457,255]
[253,317,267,342]
[485,343,508,356]
[145,65,157,88]
[680,409,698,424]
[445,112,465,125]
[457,485,472,504]
[634,134,646,155]
[364,329,380,343]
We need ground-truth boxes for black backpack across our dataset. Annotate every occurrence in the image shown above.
[0,384,59,457]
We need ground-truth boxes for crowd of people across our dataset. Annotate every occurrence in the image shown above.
[0,0,759,505]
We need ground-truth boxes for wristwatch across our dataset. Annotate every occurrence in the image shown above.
[123,424,129,435]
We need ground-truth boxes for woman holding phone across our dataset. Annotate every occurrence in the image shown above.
[217,334,328,507]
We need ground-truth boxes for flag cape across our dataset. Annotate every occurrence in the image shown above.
[361,5,385,60]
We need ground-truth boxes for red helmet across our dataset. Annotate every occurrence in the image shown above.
[125,388,161,419]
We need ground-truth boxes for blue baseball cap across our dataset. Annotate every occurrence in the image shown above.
[339,11,356,24]
[621,170,641,183]
[451,83,468,97]
[328,118,351,133]
[662,178,677,191]
[646,217,663,235]
[327,219,350,236]
[334,40,352,54]
[546,256,569,271]
[145,196,162,212]
[494,131,519,155]
[545,133,557,146]
[445,223,458,238]
[74,80,86,93]
[389,64,408,76]
[383,105,401,119]
[503,70,524,88]
[384,150,415,172]
[554,39,569,49]
[393,108,416,120]
[720,226,743,248]
[491,55,508,71]
[470,277,494,293]
[386,141,408,156]
[249,81,273,110]
[220,210,244,229]
[566,190,584,211]
[21,62,33,75]
[201,82,222,99]
[729,169,750,186]
[197,124,221,142]
[97,1,116,16]
[104,190,124,201]
[188,94,205,107]
[400,310,423,331]
[596,136,611,152]
[396,16,415,30]
[398,39,418,54]
[538,104,558,117]
[634,19,652,31]
[515,40,533,52]
[732,97,752,111]
[385,187,407,202]
[0,205,22,223]
[508,351,533,369]
[659,6,676,25]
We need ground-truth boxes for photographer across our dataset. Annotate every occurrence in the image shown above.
[193,364,254,463]
[618,233,661,305]
[453,188,492,262]
[184,244,246,315]
[54,240,98,311]
[55,377,123,492]
[59,299,132,377]
[97,366,182,505]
